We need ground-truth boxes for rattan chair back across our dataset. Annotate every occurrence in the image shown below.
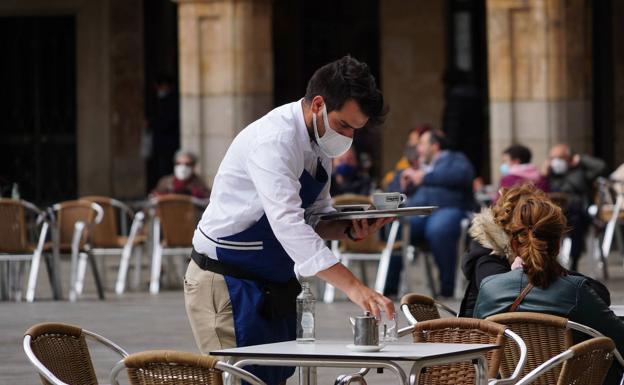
[122,350,224,385]
[557,337,614,385]
[401,293,441,321]
[154,194,198,247]
[54,200,97,247]
[24,322,98,385]
[486,312,573,385]
[411,318,505,385]
[81,196,119,247]
[0,198,28,252]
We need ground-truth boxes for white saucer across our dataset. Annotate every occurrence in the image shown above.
[346,344,385,352]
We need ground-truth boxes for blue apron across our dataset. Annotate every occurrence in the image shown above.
[215,161,328,385]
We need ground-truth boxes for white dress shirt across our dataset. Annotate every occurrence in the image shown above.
[193,100,339,277]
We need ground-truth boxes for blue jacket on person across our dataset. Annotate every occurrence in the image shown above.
[407,151,475,210]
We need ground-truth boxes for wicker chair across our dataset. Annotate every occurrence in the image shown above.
[149,194,206,294]
[400,293,457,326]
[323,194,401,302]
[514,337,615,385]
[109,350,266,385]
[46,200,104,301]
[487,311,624,385]
[81,196,146,295]
[0,198,50,302]
[23,322,128,385]
[408,318,526,385]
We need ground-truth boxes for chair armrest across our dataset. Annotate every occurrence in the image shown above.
[401,303,418,325]
[215,361,267,385]
[510,350,573,385]
[83,329,129,358]
[23,335,70,385]
[398,325,415,338]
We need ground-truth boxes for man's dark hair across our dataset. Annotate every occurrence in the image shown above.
[304,56,386,126]
[503,144,532,164]
[428,129,449,150]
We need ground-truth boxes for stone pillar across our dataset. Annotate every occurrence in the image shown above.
[379,0,446,176]
[109,0,145,198]
[175,0,273,184]
[486,0,592,179]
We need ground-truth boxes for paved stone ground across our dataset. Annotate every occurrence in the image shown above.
[2,248,624,385]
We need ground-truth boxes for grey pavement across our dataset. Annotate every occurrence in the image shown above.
[2,250,624,385]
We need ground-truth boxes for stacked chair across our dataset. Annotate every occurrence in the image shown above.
[80,196,146,295]
[149,194,206,294]
[0,198,50,302]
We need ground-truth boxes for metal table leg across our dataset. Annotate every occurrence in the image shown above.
[299,367,317,385]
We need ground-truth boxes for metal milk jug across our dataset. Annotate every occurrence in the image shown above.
[349,311,379,346]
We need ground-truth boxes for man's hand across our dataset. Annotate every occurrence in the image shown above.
[316,263,395,320]
[400,168,425,189]
[349,217,394,240]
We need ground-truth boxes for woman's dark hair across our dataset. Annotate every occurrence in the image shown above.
[304,56,387,126]
[496,184,568,289]
[503,144,532,164]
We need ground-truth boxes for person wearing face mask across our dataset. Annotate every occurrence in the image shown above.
[542,143,607,271]
[150,150,211,199]
[329,148,372,196]
[184,56,394,385]
[497,144,549,195]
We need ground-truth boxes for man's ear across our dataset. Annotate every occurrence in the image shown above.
[311,95,324,113]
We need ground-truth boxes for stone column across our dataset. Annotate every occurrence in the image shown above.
[486,0,592,179]
[175,0,273,184]
[380,0,446,176]
[109,0,145,198]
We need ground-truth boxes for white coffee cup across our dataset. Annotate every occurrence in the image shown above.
[372,192,407,210]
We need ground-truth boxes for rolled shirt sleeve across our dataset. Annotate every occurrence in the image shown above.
[246,138,339,277]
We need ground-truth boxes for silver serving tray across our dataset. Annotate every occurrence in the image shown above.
[321,206,437,220]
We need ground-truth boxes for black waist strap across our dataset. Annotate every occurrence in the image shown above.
[191,248,265,283]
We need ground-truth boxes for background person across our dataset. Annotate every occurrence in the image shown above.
[543,143,607,271]
[399,129,475,297]
[150,150,210,199]
[498,144,548,192]
[330,147,372,196]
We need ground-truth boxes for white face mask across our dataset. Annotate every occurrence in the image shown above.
[312,104,353,158]
[550,158,568,175]
[174,164,193,181]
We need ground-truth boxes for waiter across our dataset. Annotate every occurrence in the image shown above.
[184,56,395,385]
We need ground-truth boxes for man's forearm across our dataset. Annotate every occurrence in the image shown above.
[315,262,360,294]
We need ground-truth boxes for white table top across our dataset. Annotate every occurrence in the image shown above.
[210,340,498,361]
[610,305,624,317]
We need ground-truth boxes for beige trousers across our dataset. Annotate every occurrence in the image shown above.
[184,259,236,354]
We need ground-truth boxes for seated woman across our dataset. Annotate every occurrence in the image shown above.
[473,186,624,384]
[459,184,609,318]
